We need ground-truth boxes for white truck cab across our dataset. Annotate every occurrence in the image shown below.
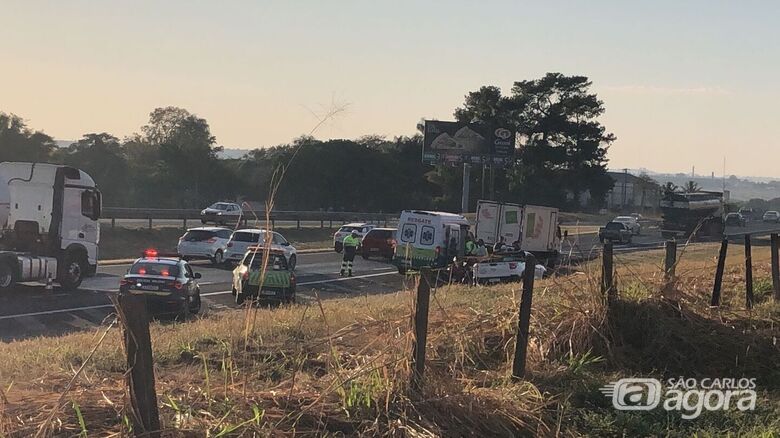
[0,162,101,290]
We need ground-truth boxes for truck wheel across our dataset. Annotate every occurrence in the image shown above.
[0,262,14,290]
[59,253,85,290]
[235,289,246,305]
[288,254,297,270]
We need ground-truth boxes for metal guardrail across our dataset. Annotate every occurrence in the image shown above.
[101,207,397,229]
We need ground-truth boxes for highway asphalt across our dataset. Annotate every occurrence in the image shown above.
[0,251,406,342]
[10,219,754,343]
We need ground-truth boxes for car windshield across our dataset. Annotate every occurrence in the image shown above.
[242,253,287,270]
[210,203,230,210]
[129,262,179,277]
[339,226,365,233]
[182,230,216,241]
[614,217,633,222]
[232,231,263,242]
[605,222,624,230]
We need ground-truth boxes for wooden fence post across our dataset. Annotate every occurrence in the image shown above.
[183,218,187,230]
[772,234,780,302]
[512,254,537,379]
[664,240,677,280]
[118,293,161,437]
[410,268,433,393]
[744,234,753,309]
[711,238,729,307]
[111,218,116,229]
[296,219,301,230]
[147,218,153,230]
[601,243,615,303]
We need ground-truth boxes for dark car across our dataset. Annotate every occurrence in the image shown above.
[119,250,202,319]
[598,221,632,244]
[725,212,746,227]
[361,228,396,260]
[737,208,754,222]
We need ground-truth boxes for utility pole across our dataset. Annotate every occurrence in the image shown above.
[622,168,628,212]
[461,163,471,214]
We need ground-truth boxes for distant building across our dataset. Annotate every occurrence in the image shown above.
[605,171,662,211]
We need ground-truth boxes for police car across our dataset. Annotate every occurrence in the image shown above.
[232,246,296,305]
[119,249,202,318]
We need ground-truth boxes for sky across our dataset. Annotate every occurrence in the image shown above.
[2,0,779,176]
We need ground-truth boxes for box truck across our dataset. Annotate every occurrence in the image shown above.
[0,162,101,290]
[475,200,561,266]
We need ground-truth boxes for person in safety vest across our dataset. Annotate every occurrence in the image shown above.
[465,235,476,256]
[341,230,361,277]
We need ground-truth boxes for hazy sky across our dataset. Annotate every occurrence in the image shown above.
[2,1,779,176]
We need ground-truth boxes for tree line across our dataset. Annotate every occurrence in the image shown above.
[0,73,615,212]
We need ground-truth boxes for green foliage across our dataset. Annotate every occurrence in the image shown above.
[454,73,615,208]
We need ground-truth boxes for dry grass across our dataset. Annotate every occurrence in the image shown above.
[1,242,778,436]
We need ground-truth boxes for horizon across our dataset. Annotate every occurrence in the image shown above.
[3,1,779,176]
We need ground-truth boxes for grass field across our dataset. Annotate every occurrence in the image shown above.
[98,226,336,259]
[1,243,778,436]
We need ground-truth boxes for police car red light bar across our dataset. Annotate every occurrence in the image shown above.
[144,248,159,258]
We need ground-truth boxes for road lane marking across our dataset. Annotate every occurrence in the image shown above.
[0,304,114,321]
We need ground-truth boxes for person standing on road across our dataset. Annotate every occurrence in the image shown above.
[493,236,506,253]
[465,235,476,256]
[341,230,361,277]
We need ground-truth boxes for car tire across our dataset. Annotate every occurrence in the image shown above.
[201,218,207,224]
[362,251,370,260]
[0,262,15,290]
[58,252,86,290]
[397,266,407,275]
[211,250,224,266]
[235,289,246,305]
[178,296,192,321]
[288,254,297,270]
[191,292,201,314]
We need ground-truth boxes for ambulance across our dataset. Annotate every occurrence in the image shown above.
[392,210,470,273]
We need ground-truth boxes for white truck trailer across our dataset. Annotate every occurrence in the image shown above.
[475,200,561,266]
[0,162,101,290]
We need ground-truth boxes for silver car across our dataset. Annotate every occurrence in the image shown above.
[177,227,233,265]
[224,229,298,269]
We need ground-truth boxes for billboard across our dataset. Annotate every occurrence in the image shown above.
[422,120,515,166]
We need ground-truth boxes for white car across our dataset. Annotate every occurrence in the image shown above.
[176,227,233,265]
[473,257,546,285]
[224,229,298,269]
[613,216,641,235]
[333,223,376,252]
[763,211,780,223]
[201,202,243,225]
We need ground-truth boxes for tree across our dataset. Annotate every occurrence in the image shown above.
[682,181,700,193]
[0,113,56,162]
[454,73,615,208]
[58,133,130,206]
[662,182,679,196]
[138,107,236,207]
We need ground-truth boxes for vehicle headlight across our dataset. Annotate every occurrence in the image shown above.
[201,209,206,214]
[217,212,223,215]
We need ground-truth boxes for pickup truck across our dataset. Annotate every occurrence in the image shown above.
[473,254,547,285]
[598,221,633,244]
